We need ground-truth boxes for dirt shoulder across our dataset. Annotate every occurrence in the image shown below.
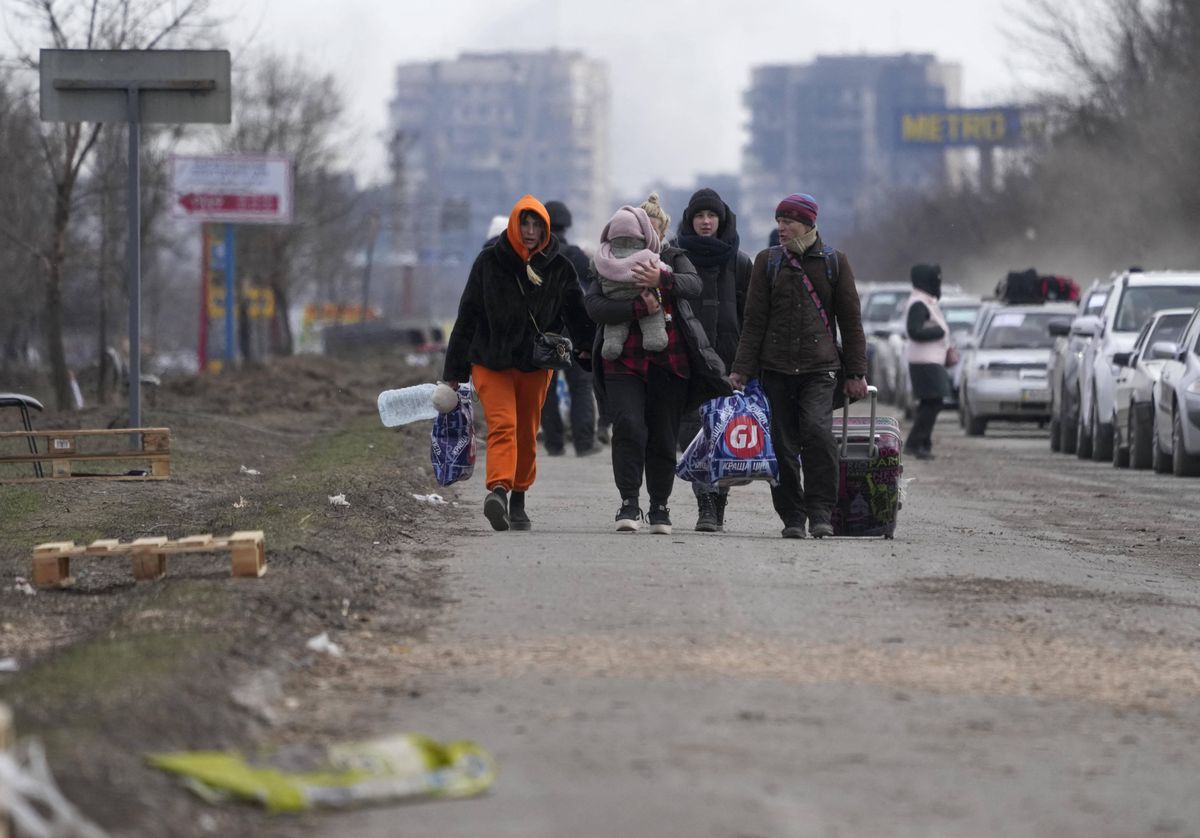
[0,354,461,836]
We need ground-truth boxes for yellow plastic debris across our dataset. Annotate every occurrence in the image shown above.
[147,733,495,812]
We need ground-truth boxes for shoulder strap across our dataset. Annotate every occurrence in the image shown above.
[821,245,839,285]
[766,246,784,289]
[513,273,546,337]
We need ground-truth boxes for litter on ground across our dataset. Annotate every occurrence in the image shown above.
[305,632,343,657]
[239,465,262,476]
[147,733,496,812]
[411,493,448,505]
[328,494,350,507]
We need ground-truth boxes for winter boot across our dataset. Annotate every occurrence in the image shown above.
[509,490,531,531]
[714,494,729,532]
[694,493,720,532]
[808,511,833,539]
[484,487,510,532]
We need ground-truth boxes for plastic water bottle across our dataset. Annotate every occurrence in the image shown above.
[377,383,439,427]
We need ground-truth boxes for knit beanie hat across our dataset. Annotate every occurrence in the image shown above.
[545,200,572,232]
[775,193,819,225]
[640,192,671,240]
[685,188,726,225]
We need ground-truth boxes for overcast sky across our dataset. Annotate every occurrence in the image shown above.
[217,1,1036,192]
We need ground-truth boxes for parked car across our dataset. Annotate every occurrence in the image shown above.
[859,283,913,402]
[1149,305,1200,476]
[1111,308,1193,468]
[1074,270,1200,461]
[1047,282,1109,453]
[959,303,1077,436]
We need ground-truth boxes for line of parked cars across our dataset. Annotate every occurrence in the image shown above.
[861,265,1200,479]
[1045,268,1200,476]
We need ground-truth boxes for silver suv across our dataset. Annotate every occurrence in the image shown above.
[1073,269,1200,461]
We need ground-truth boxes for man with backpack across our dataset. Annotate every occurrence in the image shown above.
[728,193,869,539]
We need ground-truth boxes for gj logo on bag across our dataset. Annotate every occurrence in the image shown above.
[431,385,475,486]
[676,380,779,487]
[724,415,765,458]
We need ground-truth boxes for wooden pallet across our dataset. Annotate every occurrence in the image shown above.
[0,427,170,482]
[31,531,266,588]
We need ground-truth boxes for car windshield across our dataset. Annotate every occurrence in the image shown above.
[942,305,980,334]
[1147,313,1191,348]
[981,311,1072,349]
[1114,285,1200,332]
[1084,291,1108,316]
[863,291,906,323]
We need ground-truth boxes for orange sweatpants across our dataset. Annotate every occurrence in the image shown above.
[471,365,554,492]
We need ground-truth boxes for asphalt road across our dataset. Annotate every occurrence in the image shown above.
[325,412,1200,838]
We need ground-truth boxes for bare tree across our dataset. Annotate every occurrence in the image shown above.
[8,0,213,408]
[222,52,354,355]
[0,72,50,373]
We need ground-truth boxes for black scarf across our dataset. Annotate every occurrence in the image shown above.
[676,231,738,268]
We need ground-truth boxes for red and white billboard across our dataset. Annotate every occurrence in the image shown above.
[171,155,293,224]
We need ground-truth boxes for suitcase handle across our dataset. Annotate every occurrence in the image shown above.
[840,385,879,459]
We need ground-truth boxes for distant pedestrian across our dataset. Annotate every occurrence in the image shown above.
[904,263,952,460]
[540,200,599,457]
[729,193,869,539]
[585,204,730,534]
[443,195,595,532]
[673,188,753,533]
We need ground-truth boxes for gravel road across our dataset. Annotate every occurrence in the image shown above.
[324,414,1200,838]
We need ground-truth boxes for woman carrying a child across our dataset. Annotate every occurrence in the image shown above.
[584,204,730,534]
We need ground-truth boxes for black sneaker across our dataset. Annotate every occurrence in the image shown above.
[647,503,672,535]
[781,523,807,539]
[615,497,641,532]
[484,487,510,531]
[509,490,531,531]
[694,493,720,533]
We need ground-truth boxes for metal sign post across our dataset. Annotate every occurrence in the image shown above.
[40,49,231,435]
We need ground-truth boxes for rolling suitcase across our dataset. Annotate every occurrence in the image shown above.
[830,386,902,538]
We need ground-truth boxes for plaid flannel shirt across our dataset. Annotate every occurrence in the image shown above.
[602,273,690,381]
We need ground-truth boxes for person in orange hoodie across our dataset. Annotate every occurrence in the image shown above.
[443,195,595,532]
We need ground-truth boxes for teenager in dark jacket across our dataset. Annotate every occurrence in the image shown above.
[539,200,598,457]
[585,205,730,534]
[730,193,869,539]
[674,187,753,533]
[904,263,951,460]
[443,195,595,533]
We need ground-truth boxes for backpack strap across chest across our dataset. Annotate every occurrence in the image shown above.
[765,244,839,289]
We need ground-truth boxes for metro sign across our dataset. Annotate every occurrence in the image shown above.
[171,155,293,224]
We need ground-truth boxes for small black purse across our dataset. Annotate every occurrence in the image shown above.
[517,275,574,371]
[531,331,574,371]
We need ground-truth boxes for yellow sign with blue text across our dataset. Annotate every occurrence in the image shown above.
[897,108,1041,147]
